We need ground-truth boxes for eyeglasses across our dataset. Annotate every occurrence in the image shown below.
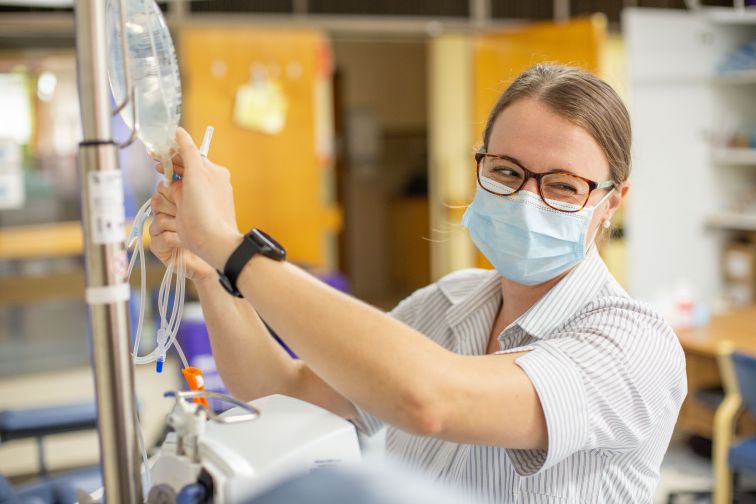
[475,151,615,213]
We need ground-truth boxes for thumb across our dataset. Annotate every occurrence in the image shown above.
[175,127,203,182]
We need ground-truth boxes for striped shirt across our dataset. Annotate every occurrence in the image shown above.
[352,247,687,503]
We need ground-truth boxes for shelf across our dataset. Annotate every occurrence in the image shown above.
[712,148,756,166]
[714,69,756,85]
[693,6,756,25]
[0,219,146,260]
[707,211,756,231]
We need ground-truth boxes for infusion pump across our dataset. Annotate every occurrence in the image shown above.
[144,392,361,503]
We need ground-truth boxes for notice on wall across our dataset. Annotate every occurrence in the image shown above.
[233,67,289,135]
[88,171,126,245]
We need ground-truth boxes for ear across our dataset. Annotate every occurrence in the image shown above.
[604,181,630,221]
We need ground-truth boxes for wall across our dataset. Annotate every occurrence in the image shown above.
[332,39,428,303]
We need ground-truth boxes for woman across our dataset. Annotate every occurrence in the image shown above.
[149,64,686,503]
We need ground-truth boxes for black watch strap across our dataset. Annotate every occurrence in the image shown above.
[217,228,286,297]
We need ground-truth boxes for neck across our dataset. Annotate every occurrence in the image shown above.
[498,271,568,327]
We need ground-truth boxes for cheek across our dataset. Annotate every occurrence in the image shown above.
[588,209,604,230]
[584,213,602,247]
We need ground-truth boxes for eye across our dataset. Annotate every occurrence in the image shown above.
[549,182,579,194]
[492,166,522,178]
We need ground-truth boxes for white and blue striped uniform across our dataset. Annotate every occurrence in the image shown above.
[352,247,687,503]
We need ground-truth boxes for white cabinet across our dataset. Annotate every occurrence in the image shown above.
[623,7,756,305]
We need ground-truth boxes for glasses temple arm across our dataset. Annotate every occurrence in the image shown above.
[595,180,615,190]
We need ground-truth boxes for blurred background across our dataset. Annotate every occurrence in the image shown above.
[0,1,755,502]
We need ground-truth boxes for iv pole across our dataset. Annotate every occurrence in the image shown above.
[74,0,143,501]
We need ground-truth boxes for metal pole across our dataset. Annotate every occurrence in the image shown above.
[470,0,490,27]
[554,0,570,21]
[74,1,142,502]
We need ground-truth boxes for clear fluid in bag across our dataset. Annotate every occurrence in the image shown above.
[106,0,182,166]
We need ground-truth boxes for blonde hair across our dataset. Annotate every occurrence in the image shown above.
[482,63,631,186]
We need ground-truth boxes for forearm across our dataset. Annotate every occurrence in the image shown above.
[193,272,358,419]
[234,256,453,435]
[193,273,301,402]
[231,259,546,446]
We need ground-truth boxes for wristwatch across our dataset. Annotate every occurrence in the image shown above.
[217,228,287,297]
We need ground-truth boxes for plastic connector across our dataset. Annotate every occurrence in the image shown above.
[155,328,169,374]
[181,367,209,408]
[127,206,152,247]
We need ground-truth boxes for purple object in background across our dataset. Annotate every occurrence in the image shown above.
[319,271,350,294]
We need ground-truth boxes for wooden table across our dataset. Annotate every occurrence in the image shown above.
[676,307,756,439]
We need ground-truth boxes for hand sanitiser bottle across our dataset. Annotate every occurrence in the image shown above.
[106,0,182,179]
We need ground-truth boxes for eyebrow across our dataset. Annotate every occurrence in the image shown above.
[488,152,583,178]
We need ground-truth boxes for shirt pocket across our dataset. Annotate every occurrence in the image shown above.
[514,471,573,503]
[515,493,570,504]
[515,475,572,504]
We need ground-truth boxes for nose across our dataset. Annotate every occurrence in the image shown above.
[521,177,539,194]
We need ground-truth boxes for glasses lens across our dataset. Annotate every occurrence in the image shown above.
[478,157,524,195]
[540,173,590,211]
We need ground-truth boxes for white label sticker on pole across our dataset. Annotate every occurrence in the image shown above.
[86,283,131,305]
[88,171,126,245]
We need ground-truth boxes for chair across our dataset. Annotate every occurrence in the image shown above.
[0,402,102,504]
[713,344,756,504]
[0,403,97,478]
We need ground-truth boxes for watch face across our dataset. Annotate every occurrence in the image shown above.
[250,229,287,259]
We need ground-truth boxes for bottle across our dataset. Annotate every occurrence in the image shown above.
[106,0,182,169]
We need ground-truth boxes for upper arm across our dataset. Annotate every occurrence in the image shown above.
[436,351,548,449]
[518,308,686,458]
[431,307,686,476]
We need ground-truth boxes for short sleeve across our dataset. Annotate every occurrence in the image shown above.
[349,291,421,436]
[506,306,687,476]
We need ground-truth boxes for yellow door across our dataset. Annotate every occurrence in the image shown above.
[181,27,339,268]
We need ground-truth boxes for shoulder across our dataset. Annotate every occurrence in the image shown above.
[563,290,687,389]
[389,268,496,322]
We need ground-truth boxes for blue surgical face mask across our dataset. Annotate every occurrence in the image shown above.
[462,177,614,285]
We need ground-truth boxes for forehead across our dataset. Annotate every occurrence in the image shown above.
[487,97,609,181]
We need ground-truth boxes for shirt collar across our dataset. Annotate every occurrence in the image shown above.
[438,246,609,340]
[513,246,609,338]
[440,269,501,328]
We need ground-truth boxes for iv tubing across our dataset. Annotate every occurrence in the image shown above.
[125,125,214,493]
[127,202,188,368]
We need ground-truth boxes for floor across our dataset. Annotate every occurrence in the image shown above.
[656,439,714,503]
[657,438,756,504]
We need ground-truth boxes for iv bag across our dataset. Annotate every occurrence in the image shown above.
[106,0,182,164]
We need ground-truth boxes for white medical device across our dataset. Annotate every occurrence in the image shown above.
[145,392,362,503]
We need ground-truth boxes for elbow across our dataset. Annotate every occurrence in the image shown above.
[398,386,447,437]
[223,380,253,403]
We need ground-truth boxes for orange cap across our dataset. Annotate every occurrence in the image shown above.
[181,367,209,408]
